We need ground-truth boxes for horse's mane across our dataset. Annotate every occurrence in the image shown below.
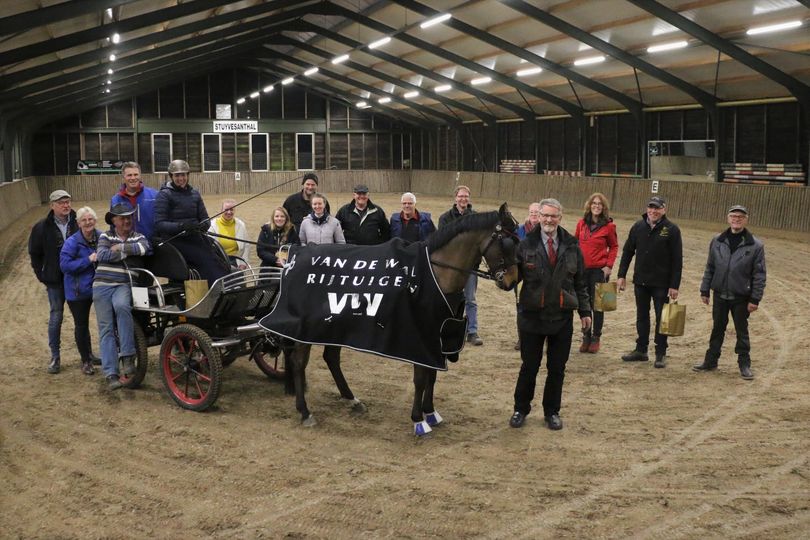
[427,211,500,252]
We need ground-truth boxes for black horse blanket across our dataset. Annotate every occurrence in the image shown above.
[259,238,466,370]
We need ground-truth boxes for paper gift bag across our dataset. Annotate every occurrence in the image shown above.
[184,279,208,308]
[593,281,617,312]
[660,301,686,336]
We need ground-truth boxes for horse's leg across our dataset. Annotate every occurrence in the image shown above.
[290,344,315,426]
[412,366,432,436]
[422,369,443,427]
[323,346,366,413]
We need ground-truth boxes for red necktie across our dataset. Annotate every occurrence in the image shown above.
[547,236,557,267]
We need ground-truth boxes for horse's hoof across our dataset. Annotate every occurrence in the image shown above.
[345,398,367,414]
[414,420,432,436]
[424,411,443,427]
[302,415,317,427]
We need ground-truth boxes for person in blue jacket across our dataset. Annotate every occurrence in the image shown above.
[110,161,158,240]
[59,206,102,375]
[389,192,436,242]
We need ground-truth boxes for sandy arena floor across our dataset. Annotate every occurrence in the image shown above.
[1,191,808,539]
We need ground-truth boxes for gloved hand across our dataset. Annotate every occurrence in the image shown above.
[182,221,201,233]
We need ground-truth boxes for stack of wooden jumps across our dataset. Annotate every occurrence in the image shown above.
[721,163,806,186]
[499,160,536,174]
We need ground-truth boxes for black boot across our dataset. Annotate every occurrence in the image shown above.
[739,357,754,380]
[693,353,718,372]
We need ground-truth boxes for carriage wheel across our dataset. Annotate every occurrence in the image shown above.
[252,349,285,380]
[120,323,148,389]
[251,335,285,380]
[160,324,222,411]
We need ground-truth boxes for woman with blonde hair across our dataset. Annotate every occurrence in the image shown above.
[257,206,299,267]
[574,193,619,353]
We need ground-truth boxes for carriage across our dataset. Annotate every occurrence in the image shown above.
[124,242,287,411]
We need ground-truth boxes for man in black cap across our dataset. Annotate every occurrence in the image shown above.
[336,184,390,245]
[694,205,766,380]
[617,196,683,368]
[284,172,329,229]
[28,189,79,374]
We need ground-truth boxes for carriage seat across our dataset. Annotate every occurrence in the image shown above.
[144,242,190,282]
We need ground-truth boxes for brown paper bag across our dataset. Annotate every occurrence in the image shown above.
[184,279,208,308]
[659,301,686,336]
[593,281,617,312]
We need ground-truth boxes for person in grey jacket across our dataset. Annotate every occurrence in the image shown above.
[299,193,345,245]
[693,205,766,380]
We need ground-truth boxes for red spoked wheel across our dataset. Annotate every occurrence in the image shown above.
[159,324,222,411]
[251,336,285,380]
[120,323,148,389]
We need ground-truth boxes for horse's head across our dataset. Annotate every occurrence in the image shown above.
[480,203,520,291]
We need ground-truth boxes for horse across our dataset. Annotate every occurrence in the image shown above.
[279,203,520,435]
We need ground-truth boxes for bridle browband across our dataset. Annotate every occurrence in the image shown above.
[429,223,519,284]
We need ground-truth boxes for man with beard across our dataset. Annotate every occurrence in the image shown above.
[284,172,329,229]
[509,199,591,431]
[336,184,390,245]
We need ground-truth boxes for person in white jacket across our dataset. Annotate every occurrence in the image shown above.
[208,199,250,269]
[298,194,345,245]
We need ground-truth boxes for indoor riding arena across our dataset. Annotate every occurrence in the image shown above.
[1,1,809,538]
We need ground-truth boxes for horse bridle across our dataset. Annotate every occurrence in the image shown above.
[430,224,519,285]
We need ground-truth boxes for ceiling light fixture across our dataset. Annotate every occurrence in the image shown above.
[420,13,451,29]
[105,88,110,93]
[331,54,350,64]
[403,91,419,98]
[263,85,273,93]
[357,101,368,108]
[250,91,260,98]
[378,97,392,104]
[434,84,452,93]
[304,67,319,76]
[368,36,391,49]
[107,68,113,75]
[237,97,246,104]
[111,33,121,44]
[471,76,491,86]
[516,67,543,77]
[106,79,111,85]
[281,77,294,85]
[746,20,802,35]
[646,40,688,53]
[108,54,116,61]
[573,55,605,66]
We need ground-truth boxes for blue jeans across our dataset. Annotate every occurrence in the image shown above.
[634,284,669,355]
[46,285,65,359]
[93,285,135,377]
[464,274,478,334]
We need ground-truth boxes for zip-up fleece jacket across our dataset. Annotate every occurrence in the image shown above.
[336,199,391,245]
[299,214,345,245]
[700,228,766,304]
[574,217,619,270]
[29,209,78,287]
[60,229,100,301]
[517,226,591,321]
[111,182,158,240]
[617,214,683,290]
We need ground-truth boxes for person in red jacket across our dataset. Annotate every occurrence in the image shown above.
[574,193,619,353]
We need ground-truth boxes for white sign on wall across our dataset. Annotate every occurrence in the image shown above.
[651,180,660,193]
[213,121,258,133]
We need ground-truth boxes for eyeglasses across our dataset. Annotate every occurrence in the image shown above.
[53,199,71,205]
[540,213,561,219]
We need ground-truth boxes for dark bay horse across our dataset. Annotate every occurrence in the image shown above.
[282,203,520,435]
